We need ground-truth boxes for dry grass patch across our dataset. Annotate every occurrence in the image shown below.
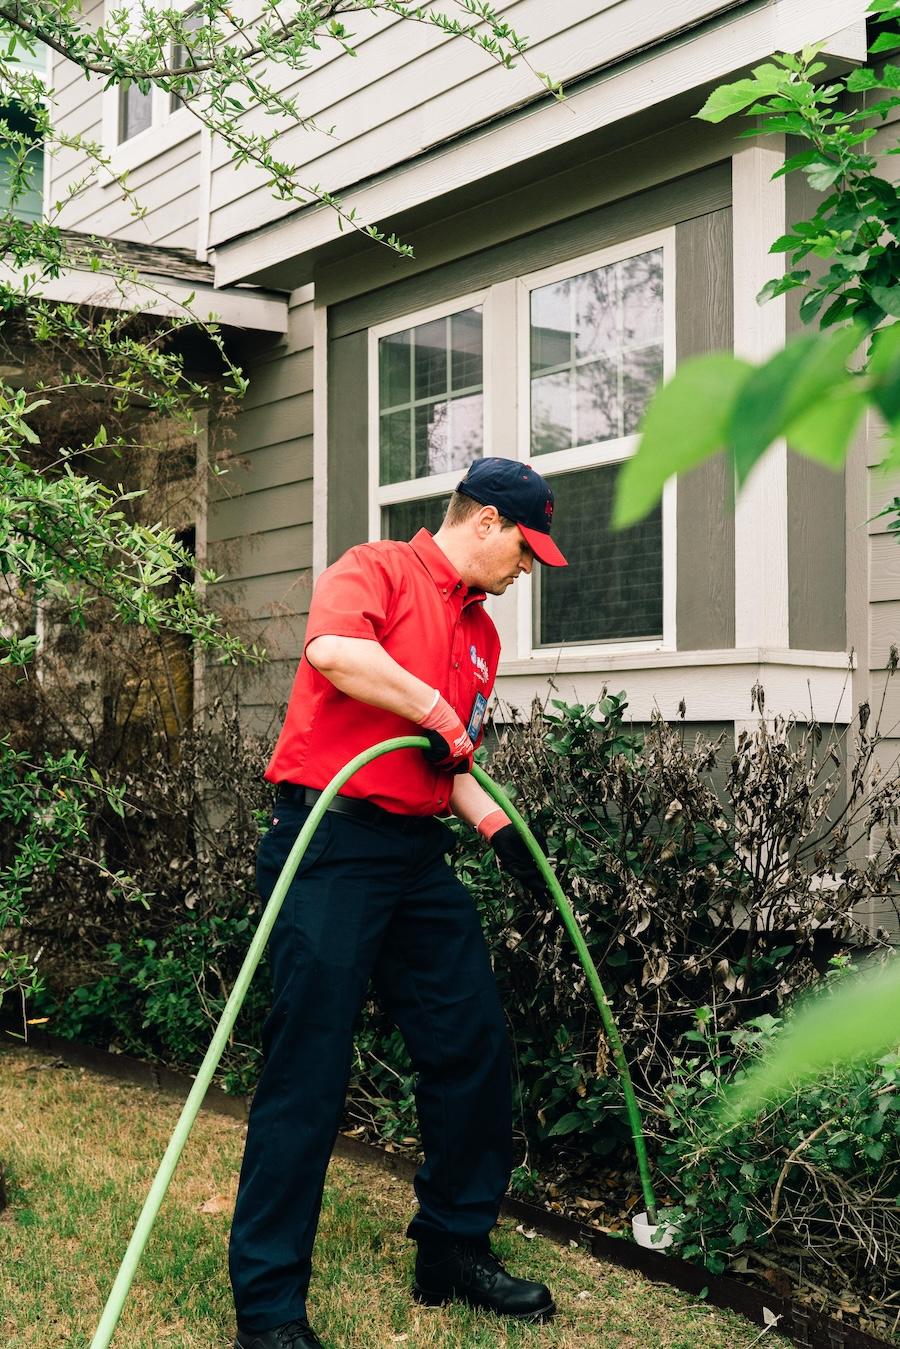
[0,1046,789,1348]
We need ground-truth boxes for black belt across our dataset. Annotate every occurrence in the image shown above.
[276,782,391,825]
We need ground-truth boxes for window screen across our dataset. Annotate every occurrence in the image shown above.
[536,465,663,646]
[378,308,483,486]
[530,248,663,454]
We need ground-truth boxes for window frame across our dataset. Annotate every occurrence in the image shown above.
[514,227,677,659]
[367,287,493,544]
[101,0,198,176]
[364,228,677,661]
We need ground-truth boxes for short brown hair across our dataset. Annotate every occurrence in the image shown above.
[443,491,516,529]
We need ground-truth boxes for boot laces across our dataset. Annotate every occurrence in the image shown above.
[462,1245,504,1286]
[276,1320,317,1347]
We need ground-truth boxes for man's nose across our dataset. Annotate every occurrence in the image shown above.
[520,553,534,575]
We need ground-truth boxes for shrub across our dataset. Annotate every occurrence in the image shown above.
[655,997,899,1331]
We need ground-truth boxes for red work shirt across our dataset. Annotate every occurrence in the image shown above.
[265,529,500,816]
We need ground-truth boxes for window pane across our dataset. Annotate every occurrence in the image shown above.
[378,306,483,486]
[120,82,153,141]
[170,10,205,112]
[382,495,449,541]
[530,247,664,455]
[531,370,572,455]
[574,267,617,360]
[620,248,663,349]
[451,310,482,391]
[623,345,663,436]
[575,360,618,447]
[379,409,412,485]
[415,400,449,477]
[414,317,449,400]
[531,280,571,373]
[536,465,663,645]
[380,330,411,409]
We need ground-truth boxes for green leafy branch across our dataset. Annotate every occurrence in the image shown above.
[615,2,900,528]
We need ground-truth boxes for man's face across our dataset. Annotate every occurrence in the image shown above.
[475,516,534,595]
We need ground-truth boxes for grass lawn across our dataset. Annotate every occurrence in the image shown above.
[0,1046,790,1349]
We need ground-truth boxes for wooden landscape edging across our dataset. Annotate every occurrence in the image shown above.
[2,1024,890,1349]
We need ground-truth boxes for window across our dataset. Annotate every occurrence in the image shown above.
[0,43,48,224]
[0,103,44,223]
[368,232,674,658]
[524,241,671,651]
[110,1,201,146]
[370,293,488,543]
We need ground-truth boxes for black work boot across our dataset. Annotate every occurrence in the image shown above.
[413,1241,555,1323]
[234,1317,325,1348]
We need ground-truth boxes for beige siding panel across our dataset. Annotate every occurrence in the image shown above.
[868,600,900,670]
[869,533,900,603]
[243,349,315,409]
[868,677,900,738]
[234,613,308,662]
[217,438,314,496]
[208,0,741,244]
[208,480,313,543]
[867,463,900,522]
[212,523,313,581]
[60,134,202,239]
[213,570,313,620]
[233,394,313,454]
[225,660,299,712]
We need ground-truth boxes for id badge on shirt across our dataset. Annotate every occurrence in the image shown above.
[467,692,488,742]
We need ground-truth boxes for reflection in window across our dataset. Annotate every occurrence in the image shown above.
[0,104,44,223]
[378,308,483,485]
[381,495,450,542]
[530,248,664,454]
[535,464,663,646]
[119,80,153,142]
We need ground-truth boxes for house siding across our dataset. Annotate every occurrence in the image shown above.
[206,0,744,250]
[206,286,315,734]
[47,0,204,252]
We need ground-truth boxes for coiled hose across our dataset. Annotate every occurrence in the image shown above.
[90,735,656,1349]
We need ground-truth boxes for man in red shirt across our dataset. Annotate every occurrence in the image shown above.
[230,458,567,1349]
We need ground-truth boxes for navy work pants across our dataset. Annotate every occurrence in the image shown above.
[228,798,513,1330]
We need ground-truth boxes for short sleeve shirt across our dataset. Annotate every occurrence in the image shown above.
[265,529,501,816]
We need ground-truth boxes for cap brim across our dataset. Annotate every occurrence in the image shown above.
[518,523,568,567]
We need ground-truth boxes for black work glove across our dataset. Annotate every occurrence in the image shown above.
[421,727,474,774]
[490,823,549,899]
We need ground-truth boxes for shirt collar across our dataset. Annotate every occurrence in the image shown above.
[409,528,486,605]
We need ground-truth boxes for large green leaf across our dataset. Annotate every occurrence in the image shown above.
[695,65,788,123]
[729,326,862,483]
[612,354,752,528]
[719,959,900,1123]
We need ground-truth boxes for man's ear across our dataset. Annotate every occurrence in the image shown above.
[476,505,499,538]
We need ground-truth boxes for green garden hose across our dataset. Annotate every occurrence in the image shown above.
[89,736,656,1349]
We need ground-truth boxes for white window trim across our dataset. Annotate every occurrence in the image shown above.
[367,287,493,543]
[365,229,676,664]
[100,0,199,181]
[513,227,677,661]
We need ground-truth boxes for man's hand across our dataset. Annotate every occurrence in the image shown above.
[418,691,474,773]
[477,808,548,898]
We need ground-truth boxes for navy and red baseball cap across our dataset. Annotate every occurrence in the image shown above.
[456,457,568,567]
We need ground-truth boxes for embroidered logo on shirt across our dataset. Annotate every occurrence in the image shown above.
[470,645,489,682]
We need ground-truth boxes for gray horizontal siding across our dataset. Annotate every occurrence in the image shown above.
[208,291,315,697]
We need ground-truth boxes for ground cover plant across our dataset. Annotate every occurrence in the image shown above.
[0,1046,791,1349]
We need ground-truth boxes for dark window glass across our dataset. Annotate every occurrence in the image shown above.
[536,464,663,645]
[382,496,449,542]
